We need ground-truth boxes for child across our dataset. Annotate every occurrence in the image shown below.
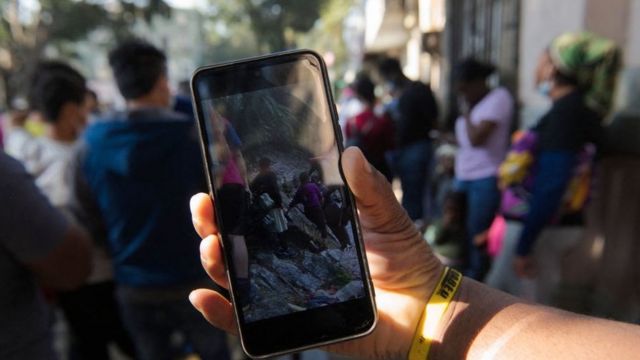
[430,143,457,219]
[424,191,467,269]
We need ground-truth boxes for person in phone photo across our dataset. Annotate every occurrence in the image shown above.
[209,108,252,309]
[250,157,288,254]
[290,171,328,240]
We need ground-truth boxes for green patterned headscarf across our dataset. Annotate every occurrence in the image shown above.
[549,31,622,115]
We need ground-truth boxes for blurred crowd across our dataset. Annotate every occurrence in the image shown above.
[339,32,622,304]
[1,40,229,360]
[0,29,629,360]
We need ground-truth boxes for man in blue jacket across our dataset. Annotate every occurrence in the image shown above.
[71,39,229,360]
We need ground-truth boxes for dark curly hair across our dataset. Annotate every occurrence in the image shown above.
[454,58,497,83]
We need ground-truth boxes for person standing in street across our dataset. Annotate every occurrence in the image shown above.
[486,32,620,304]
[453,58,514,281]
[290,172,328,239]
[344,73,394,181]
[378,58,439,224]
[0,151,92,360]
[70,39,230,360]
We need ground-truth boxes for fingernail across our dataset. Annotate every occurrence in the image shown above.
[189,291,200,310]
[189,195,199,214]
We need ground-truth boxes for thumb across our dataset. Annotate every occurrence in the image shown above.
[341,147,415,235]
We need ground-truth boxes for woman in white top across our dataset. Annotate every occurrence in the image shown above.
[453,58,514,281]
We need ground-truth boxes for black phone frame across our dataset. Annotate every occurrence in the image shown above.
[190,49,377,358]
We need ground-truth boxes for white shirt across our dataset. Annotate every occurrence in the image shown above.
[5,128,113,283]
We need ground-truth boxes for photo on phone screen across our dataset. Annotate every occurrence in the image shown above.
[192,51,375,356]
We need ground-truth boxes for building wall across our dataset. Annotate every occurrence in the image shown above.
[518,0,587,127]
[585,0,630,48]
[626,0,640,67]
[442,0,520,125]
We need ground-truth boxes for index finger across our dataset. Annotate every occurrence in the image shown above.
[190,193,218,239]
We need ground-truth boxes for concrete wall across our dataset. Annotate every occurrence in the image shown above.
[626,0,640,67]
[585,0,630,47]
[518,0,587,127]
[585,0,640,70]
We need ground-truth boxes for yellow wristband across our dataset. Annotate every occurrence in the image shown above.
[408,267,463,360]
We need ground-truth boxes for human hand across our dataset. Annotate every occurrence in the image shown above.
[514,255,536,279]
[473,230,488,247]
[189,147,444,359]
[457,96,471,118]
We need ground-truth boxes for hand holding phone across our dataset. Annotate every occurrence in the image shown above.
[192,50,379,357]
[191,50,443,357]
[190,147,445,359]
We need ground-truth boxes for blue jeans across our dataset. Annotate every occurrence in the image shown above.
[390,140,432,220]
[454,176,500,280]
[117,292,230,360]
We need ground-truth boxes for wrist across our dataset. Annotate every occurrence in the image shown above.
[430,276,466,344]
[408,267,463,360]
[429,278,517,359]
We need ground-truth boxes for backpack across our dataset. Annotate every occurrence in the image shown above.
[258,192,275,210]
[498,130,595,221]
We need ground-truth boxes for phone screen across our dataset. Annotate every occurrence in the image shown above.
[192,52,375,356]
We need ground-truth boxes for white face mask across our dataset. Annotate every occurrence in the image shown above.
[537,80,553,97]
[457,96,470,115]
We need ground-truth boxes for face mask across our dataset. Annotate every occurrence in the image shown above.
[537,80,552,97]
[457,96,470,115]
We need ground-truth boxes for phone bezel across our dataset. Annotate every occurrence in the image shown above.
[190,49,378,358]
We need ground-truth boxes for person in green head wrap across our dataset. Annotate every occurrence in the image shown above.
[485,32,621,304]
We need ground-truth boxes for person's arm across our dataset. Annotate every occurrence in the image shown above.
[1,153,91,290]
[188,147,640,360]
[514,151,575,276]
[465,89,513,147]
[431,278,640,359]
[25,225,92,290]
[464,116,498,147]
[69,142,109,248]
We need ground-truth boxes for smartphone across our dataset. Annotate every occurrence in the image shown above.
[190,50,377,358]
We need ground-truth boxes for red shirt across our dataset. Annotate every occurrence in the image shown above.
[345,108,394,162]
